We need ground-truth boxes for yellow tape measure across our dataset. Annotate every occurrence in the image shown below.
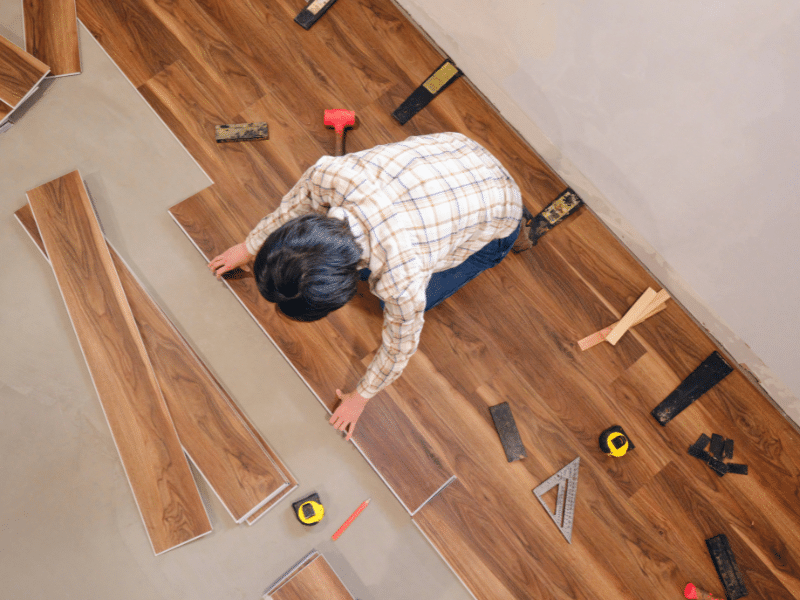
[293,492,324,526]
[599,425,634,457]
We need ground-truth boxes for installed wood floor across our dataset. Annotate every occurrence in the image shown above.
[16,203,297,525]
[73,0,800,597]
[23,0,81,76]
[26,171,212,555]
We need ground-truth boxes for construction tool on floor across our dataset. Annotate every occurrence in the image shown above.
[705,534,749,599]
[579,288,669,350]
[332,498,370,541]
[599,425,634,457]
[652,351,733,426]
[528,188,584,246]
[324,109,355,156]
[295,0,338,30]
[392,59,463,125]
[489,402,527,462]
[688,433,748,477]
[533,457,580,543]
[685,582,724,600]
[292,492,324,526]
[215,122,269,143]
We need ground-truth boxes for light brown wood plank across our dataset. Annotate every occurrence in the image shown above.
[0,33,49,107]
[16,202,297,523]
[26,171,211,554]
[267,551,354,600]
[0,98,11,119]
[23,0,81,76]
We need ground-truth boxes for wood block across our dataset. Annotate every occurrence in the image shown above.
[25,171,211,554]
[265,550,354,600]
[16,202,296,524]
[24,0,81,76]
[0,33,49,107]
[605,288,658,345]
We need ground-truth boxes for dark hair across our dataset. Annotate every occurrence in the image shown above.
[253,214,361,322]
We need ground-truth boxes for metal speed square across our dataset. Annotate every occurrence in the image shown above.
[533,457,580,543]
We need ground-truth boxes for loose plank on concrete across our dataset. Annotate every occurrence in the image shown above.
[24,0,81,76]
[265,550,354,600]
[0,33,49,107]
[16,202,297,524]
[26,171,211,554]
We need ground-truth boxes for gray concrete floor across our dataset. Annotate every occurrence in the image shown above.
[0,9,472,600]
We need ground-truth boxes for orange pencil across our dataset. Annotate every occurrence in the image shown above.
[332,499,370,541]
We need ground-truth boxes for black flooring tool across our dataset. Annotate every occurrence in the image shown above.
[528,188,584,245]
[705,534,748,599]
[215,122,269,143]
[489,402,526,462]
[652,351,733,426]
[392,59,463,125]
[295,0,338,30]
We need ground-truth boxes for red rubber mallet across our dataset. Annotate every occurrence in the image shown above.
[685,583,723,600]
[324,109,355,156]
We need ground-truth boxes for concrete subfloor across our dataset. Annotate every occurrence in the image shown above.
[0,10,473,600]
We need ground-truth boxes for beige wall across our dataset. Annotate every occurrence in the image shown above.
[394,0,800,425]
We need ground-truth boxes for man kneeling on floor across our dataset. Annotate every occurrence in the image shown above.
[209,132,532,440]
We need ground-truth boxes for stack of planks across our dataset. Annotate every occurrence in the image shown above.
[0,33,49,127]
[264,550,355,600]
[23,0,82,77]
[17,171,297,554]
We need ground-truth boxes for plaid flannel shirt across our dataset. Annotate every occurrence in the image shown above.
[245,132,522,398]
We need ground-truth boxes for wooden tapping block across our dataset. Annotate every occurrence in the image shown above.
[489,402,527,462]
[215,122,269,143]
[26,171,211,554]
[579,288,669,350]
[295,0,338,30]
[705,534,749,599]
[392,59,463,125]
[651,351,733,426]
[605,287,658,345]
[528,188,584,245]
[24,0,82,76]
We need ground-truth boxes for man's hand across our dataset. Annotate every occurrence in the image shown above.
[208,242,251,278]
[330,389,369,441]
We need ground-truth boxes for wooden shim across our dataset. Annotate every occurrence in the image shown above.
[16,202,297,524]
[26,171,211,554]
[23,0,81,76]
[0,33,49,107]
[578,289,669,350]
[265,550,355,600]
[605,287,658,345]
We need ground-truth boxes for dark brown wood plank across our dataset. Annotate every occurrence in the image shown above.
[73,0,800,596]
[16,203,297,524]
[0,33,49,107]
[169,187,453,513]
[23,0,81,76]
[26,171,211,554]
[267,551,354,600]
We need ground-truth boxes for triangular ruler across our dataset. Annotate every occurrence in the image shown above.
[533,457,580,543]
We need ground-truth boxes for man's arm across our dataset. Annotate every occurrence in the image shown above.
[330,285,427,440]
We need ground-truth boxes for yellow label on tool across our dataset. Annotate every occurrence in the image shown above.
[306,0,329,15]
[423,62,459,94]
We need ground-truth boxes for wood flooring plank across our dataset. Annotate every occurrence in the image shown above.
[23,0,81,76]
[16,202,297,524]
[25,171,211,554]
[169,187,453,514]
[266,551,354,600]
[0,33,49,107]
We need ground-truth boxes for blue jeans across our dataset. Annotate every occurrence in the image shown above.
[361,220,521,311]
